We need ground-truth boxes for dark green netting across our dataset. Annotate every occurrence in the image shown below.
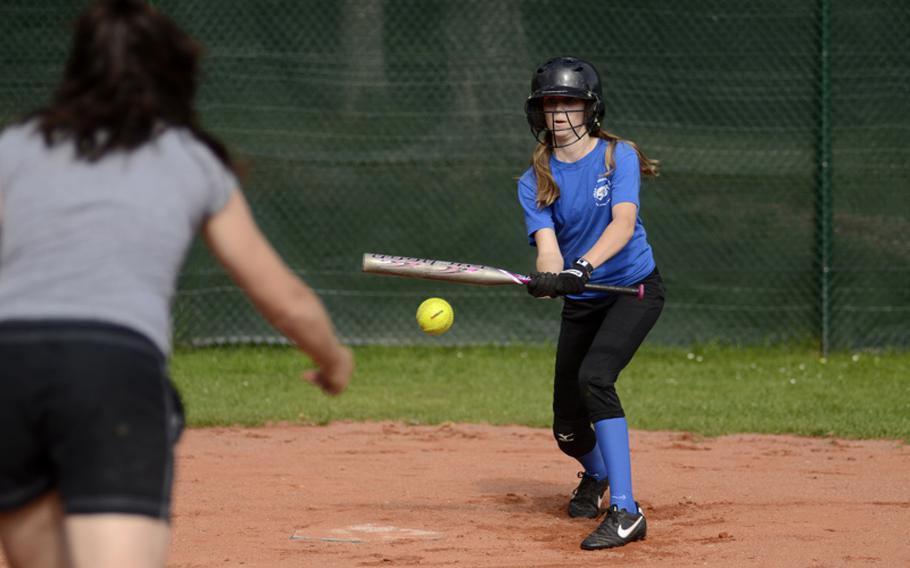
[1,1,907,349]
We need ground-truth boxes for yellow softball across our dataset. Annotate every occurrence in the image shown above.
[416,297,454,336]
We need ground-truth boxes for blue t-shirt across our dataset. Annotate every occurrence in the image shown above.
[517,139,655,299]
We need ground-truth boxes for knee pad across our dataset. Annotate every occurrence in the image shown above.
[552,417,596,458]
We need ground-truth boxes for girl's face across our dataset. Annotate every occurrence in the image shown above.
[541,96,589,141]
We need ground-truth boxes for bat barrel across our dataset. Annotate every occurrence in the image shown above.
[362,253,526,286]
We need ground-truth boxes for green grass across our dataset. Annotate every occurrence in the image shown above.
[170,344,910,441]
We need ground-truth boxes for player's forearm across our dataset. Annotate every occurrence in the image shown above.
[581,217,635,268]
[536,250,564,273]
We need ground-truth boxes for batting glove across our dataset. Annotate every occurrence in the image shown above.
[554,258,593,296]
[527,272,559,298]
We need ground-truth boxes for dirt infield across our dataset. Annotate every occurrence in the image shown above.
[161,422,910,568]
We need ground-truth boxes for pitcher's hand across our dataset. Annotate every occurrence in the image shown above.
[302,345,354,396]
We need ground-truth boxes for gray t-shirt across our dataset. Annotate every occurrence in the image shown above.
[0,123,236,354]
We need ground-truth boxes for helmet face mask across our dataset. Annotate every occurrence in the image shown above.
[525,98,600,146]
[525,56,605,147]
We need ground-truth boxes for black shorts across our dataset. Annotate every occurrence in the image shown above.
[0,320,184,520]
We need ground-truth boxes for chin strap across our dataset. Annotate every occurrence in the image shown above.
[551,129,590,149]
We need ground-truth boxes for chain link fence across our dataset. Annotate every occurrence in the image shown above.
[1,1,907,350]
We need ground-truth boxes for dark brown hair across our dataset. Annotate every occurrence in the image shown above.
[27,0,235,172]
[531,129,659,209]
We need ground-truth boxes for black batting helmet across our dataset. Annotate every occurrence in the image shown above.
[525,56,605,145]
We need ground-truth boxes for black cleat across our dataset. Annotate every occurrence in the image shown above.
[568,472,609,519]
[580,503,647,550]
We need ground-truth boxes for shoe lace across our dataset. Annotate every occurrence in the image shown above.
[601,505,622,529]
[572,472,602,499]
[607,504,639,526]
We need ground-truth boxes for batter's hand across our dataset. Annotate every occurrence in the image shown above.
[302,345,354,396]
[554,258,593,296]
[527,272,558,298]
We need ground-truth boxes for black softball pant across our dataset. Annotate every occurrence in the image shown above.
[553,268,665,446]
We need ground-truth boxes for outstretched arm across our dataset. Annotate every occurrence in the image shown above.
[202,190,353,395]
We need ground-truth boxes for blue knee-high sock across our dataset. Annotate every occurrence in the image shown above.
[594,417,635,513]
[576,442,608,480]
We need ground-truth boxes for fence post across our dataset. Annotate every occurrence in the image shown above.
[817,0,833,356]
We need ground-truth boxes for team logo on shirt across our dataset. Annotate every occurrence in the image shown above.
[593,174,612,207]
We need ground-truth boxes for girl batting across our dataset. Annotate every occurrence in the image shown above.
[518,55,665,550]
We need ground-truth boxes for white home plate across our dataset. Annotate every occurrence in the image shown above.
[290,523,444,544]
